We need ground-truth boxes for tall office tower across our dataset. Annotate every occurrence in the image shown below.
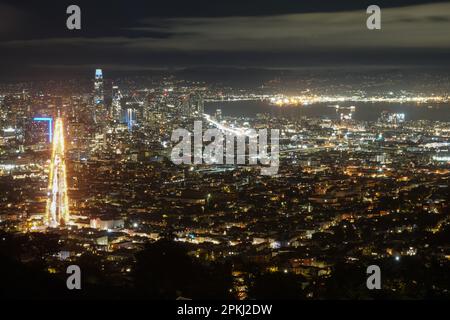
[142,96,150,123]
[142,97,154,123]
[125,108,136,131]
[111,85,122,121]
[143,94,161,130]
[215,108,222,121]
[45,118,70,227]
[181,95,192,117]
[94,69,104,105]
[93,69,105,123]
[196,94,204,115]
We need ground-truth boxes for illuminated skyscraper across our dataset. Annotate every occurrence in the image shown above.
[181,93,204,118]
[93,69,105,123]
[215,108,222,121]
[112,85,122,121]
[94,69,104,105]
[181,95,192,117]
[126,108,136,131]
[196,94,204,115]
[45,118,70,227]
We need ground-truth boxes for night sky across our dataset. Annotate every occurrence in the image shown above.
[1,0,450,79]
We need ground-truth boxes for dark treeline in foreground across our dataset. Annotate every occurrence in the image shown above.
[0,232,449,299]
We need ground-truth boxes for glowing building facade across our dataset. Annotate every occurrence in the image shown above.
[94,69,104,105]
[112,85,122,121]
[94,69,105,123]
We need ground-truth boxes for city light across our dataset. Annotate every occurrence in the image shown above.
[45,118,70,227]
[33,117,53,142]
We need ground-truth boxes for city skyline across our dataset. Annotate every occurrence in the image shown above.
[0,0,449,305]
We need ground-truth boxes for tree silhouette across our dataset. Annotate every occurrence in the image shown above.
[133,239,233,299]
[248,272,307,299]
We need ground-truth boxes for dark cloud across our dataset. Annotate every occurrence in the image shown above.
[0,4,28,35]
[0,0,449,78]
